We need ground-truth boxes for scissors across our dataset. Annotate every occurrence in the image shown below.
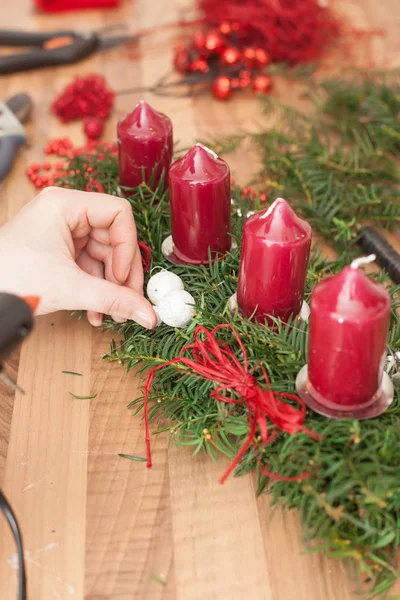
[0,28,138,75]
[0,93,32,183]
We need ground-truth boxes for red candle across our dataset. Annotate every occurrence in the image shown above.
[167,144,231,264]
[297,256,393,419]
[117,101,173,190]
[237,198,311,323]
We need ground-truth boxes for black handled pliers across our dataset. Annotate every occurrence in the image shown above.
[0,28,138,75]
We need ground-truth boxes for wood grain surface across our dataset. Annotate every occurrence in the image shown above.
[0,1,399,599]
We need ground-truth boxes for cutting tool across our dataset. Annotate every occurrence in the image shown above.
[0,28,138,75]
[0,93,32,184]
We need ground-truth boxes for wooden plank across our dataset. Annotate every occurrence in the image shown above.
[168,446,272,600]
[84,331,175,600]
[256,489,358,600]
[0,313,91,599]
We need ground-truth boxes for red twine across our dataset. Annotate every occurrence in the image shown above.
[198,0,340,64]
[144,324,320,484]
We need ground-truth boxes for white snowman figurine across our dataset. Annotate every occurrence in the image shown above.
[147,270,195,328]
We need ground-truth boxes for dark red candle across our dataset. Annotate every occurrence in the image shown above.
[168,144,231,264]
[237,198,311,323]
[306,260,391,413]
[117,101,173,190]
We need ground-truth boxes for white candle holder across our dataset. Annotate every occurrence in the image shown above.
[228,293,310,323]
[295,366,394,420]
[162,236,237,266]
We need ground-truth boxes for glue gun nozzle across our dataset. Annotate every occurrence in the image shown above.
[23,296,40,313]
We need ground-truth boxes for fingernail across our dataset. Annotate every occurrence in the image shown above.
[122,265,130,283]
[131,310,155,329]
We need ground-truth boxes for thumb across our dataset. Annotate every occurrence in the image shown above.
[77,271,156,329]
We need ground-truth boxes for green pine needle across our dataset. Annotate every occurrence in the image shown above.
[62,370,83,376]
[68,392,97,400]
[118,453,147,462]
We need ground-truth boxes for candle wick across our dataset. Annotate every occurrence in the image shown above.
[195,143,219,159]
[350,254,376,269]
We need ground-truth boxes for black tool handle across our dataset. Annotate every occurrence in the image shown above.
[0,294,34,364]
[0,29,61,46]
[0,135,26,183]
[0,32,98,75]
[358,226,400,284]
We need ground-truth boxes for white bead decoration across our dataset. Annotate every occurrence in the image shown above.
[147,270,184,305]
[157,290,195,328]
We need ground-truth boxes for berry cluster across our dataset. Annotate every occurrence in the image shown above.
[174,23,272,100]
[51,74,114,140]
[26,139,117,190]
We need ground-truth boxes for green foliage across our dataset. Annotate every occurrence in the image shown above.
[59,73,400,598]
[207,72,400,257]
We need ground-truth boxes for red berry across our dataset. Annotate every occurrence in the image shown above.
[252,75,272,94]
[190,59,209,73]
[43,162,51,170]
[220,22,231,35]
[239,70,251,88]
[205,32,223,52]
[193,31,206,51]
[222,47,241,66]
[174,49,191,74]
[212,76,232,101]
[254,48,270,68]
[84,117,104,141]
[243,47,256,61]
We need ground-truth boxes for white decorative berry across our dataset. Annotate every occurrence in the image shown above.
[147,270,184,305]
[158,290,195,328]
[228,292,238,313]
[300,300,310,322]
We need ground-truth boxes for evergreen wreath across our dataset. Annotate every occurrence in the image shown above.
[60,73,400,599]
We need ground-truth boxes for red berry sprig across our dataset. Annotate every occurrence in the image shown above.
[25,139,118,191]
[84,117,105,141]
[173,22,273,101]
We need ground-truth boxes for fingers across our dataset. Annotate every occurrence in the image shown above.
[75,270,157,329]
[54,188,137,283]
[86,238,144,294]
[125,247,144,295]
[76,250,104,327]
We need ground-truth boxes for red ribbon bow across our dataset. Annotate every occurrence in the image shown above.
[143,324,320,483]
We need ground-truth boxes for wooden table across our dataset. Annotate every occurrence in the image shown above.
[0,1,399,598]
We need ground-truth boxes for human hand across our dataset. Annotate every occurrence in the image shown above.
[0,187,156,328]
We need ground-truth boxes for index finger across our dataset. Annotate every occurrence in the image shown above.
[57,188,138,283]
